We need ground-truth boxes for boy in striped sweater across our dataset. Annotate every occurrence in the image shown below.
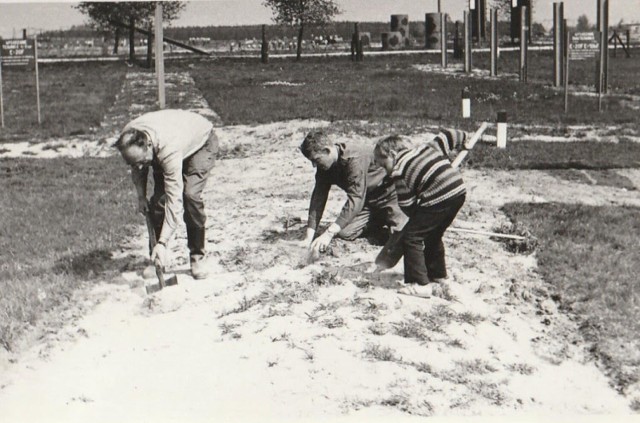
[374,129,468,294]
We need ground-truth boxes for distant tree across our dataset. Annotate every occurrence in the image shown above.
[576,14,592,32]
[263,0,341,60]
[75,2,185,60]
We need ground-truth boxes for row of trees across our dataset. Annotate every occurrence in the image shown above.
[76,0,341,61]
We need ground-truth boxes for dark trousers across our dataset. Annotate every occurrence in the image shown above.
[150,131,218,261]
[338,177,408,241]
[402,194,465,285]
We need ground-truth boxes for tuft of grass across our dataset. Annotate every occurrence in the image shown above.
[492,221,539,254]
[506,363,537,375]
[363,343,398,362]
[391,321,431,342]
[503,202,640,394]
[311,270,343,286]
[455,359,498,375]
[0,157,139,351]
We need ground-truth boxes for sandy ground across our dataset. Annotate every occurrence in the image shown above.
[0,70,639,422]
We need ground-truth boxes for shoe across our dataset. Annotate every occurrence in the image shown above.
[397,284,433,298]
[190,258,209,280]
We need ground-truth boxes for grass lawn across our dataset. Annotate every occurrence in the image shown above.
[502,202,640,394]
[0,156,139,351]
[0,61,127,142]
[179,52,638,128]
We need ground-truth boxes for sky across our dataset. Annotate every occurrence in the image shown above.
[0,0,639,38]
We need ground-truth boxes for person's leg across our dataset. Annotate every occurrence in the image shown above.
[183,131,218,269]
[401,216,430,285]
[422,195,466,280]
[366,177,408,242]
[336,206,371,241]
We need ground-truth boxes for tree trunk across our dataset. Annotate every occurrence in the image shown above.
[113,27,120,55]
[146,25,153,68]
[296,22,304,61]
[129,16,136,62]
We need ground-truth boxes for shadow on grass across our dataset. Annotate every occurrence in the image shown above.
[53,249,147,279]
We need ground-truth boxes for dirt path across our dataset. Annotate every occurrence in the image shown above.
[0,71,637,421]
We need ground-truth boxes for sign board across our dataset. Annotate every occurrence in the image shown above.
[1,39,35,67]
[569,31,599,60]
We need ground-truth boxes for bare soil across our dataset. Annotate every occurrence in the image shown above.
[0,70,638,422]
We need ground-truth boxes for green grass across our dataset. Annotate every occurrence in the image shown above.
[0,156,139,351]
[502,202,640,393]
[0,61,127,141]
[467,140,640,170]
[174,52,639,128]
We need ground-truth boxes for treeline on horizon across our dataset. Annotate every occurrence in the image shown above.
[36,19,543,42]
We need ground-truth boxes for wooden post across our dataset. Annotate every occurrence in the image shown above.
[564,23,570,114]
[438,0,441,13]
[34,35,41,125]
[154,3,165,109]
[553,2,564,87]
[519,6,528,83]
[490,8,498,77]
[464,10,472,73]
[613,31,617,57]
[441,13,447,68]
[355,23,364,62]
[603,0,609,93]
[261,24,269,64]
[454,21,462,59]
[0,50,4,128]
[129,16,136,62]
[627,30,631,51]
[497,111,507,148]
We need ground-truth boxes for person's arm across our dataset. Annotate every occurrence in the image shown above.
[131,166,149,214]
[430,128,469,159]
[305,174,331,244]
[157,152,184,246]
[334,156,367,229]
[367,166,387,190]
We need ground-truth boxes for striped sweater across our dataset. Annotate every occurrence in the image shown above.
[391,131,467,210]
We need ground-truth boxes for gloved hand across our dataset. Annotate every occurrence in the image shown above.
[151,243,168,268]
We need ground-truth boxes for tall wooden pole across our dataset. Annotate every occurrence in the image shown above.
[564,21,570,113]
[553,2,564,87]
[441,13,447,68]
[519,6,528,83]
[0,46,4,128]
[34,35,41,124]
[490,8,498,76]
[464,10,472,73]
[155,3,165,109]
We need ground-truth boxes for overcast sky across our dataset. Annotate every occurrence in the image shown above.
[0,0,638,38]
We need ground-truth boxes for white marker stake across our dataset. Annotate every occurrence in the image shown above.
[462,87,471,118]
[497,111,507,148]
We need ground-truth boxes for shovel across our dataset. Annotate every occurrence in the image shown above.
[144,209,178,294]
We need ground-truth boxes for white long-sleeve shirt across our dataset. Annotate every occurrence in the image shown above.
[124,109,213,244]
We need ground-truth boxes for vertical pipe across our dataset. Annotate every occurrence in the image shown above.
[603,0,609,93]
[155,3,165,109]
[441,13,447,68]
[490,8,497,77]
[520,6,528,82]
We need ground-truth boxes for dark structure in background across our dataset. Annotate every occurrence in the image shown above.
[470,0,486,41]
[511,0,532,43]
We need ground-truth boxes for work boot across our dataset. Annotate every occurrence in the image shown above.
[190,257,209,280]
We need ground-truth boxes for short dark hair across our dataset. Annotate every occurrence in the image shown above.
[299,130,333,158]
[374,135,412,158]
[114,129,148,151]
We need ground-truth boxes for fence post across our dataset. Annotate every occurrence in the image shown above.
[154,3,165,109]
[261,25,269,64]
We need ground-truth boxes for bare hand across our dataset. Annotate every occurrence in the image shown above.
[310,232,333,256]
[151,243,168,268]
